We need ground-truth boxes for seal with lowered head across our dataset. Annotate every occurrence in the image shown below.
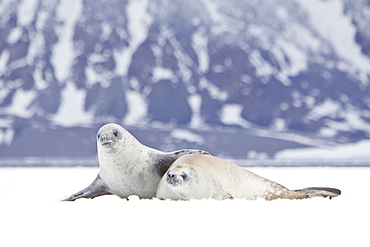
[156,154,341,200]
[63,123,209,201]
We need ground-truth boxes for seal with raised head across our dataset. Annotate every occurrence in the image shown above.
[156,154,341,200]
[63,123,209,201]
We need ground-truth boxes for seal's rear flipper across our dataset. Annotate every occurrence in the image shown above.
[62,174,112,201]
[294,187,341,199]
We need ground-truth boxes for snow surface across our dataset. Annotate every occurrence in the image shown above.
[0,166,368,247]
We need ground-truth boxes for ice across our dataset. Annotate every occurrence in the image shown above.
[276,139,370,160]
[0,166,367,246]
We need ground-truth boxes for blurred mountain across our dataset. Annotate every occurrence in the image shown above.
[1,0,370,160]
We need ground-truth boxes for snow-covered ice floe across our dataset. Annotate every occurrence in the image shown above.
[0,166,368,247]
[275,140,370,161]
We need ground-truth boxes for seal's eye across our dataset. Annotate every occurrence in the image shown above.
[112,129,118,137]
[180,172,187,180]
[97,133,101,139]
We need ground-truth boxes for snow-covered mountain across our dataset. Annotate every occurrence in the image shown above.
[1,0,370,159]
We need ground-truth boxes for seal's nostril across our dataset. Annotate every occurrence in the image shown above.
[100,134,109,142]
[168,173,175,178]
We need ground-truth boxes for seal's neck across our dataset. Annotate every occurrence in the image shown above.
[98,138,160,169]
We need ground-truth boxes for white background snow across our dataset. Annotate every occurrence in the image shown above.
[0,165,368,247]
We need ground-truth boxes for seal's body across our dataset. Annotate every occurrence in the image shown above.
[156,154,341,200]
[64,124,209,201]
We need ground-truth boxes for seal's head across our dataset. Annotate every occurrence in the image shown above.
[156,155,214,200]
[165,164,198,190]
[97,124,123,147]
[96,123,136,152]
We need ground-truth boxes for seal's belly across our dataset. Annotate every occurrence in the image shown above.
[100,166,161,198]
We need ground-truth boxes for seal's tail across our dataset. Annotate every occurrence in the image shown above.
[292,187,341,200]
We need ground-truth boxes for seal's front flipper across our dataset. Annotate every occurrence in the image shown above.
[62,174,112,201]
[293,187,341,199]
